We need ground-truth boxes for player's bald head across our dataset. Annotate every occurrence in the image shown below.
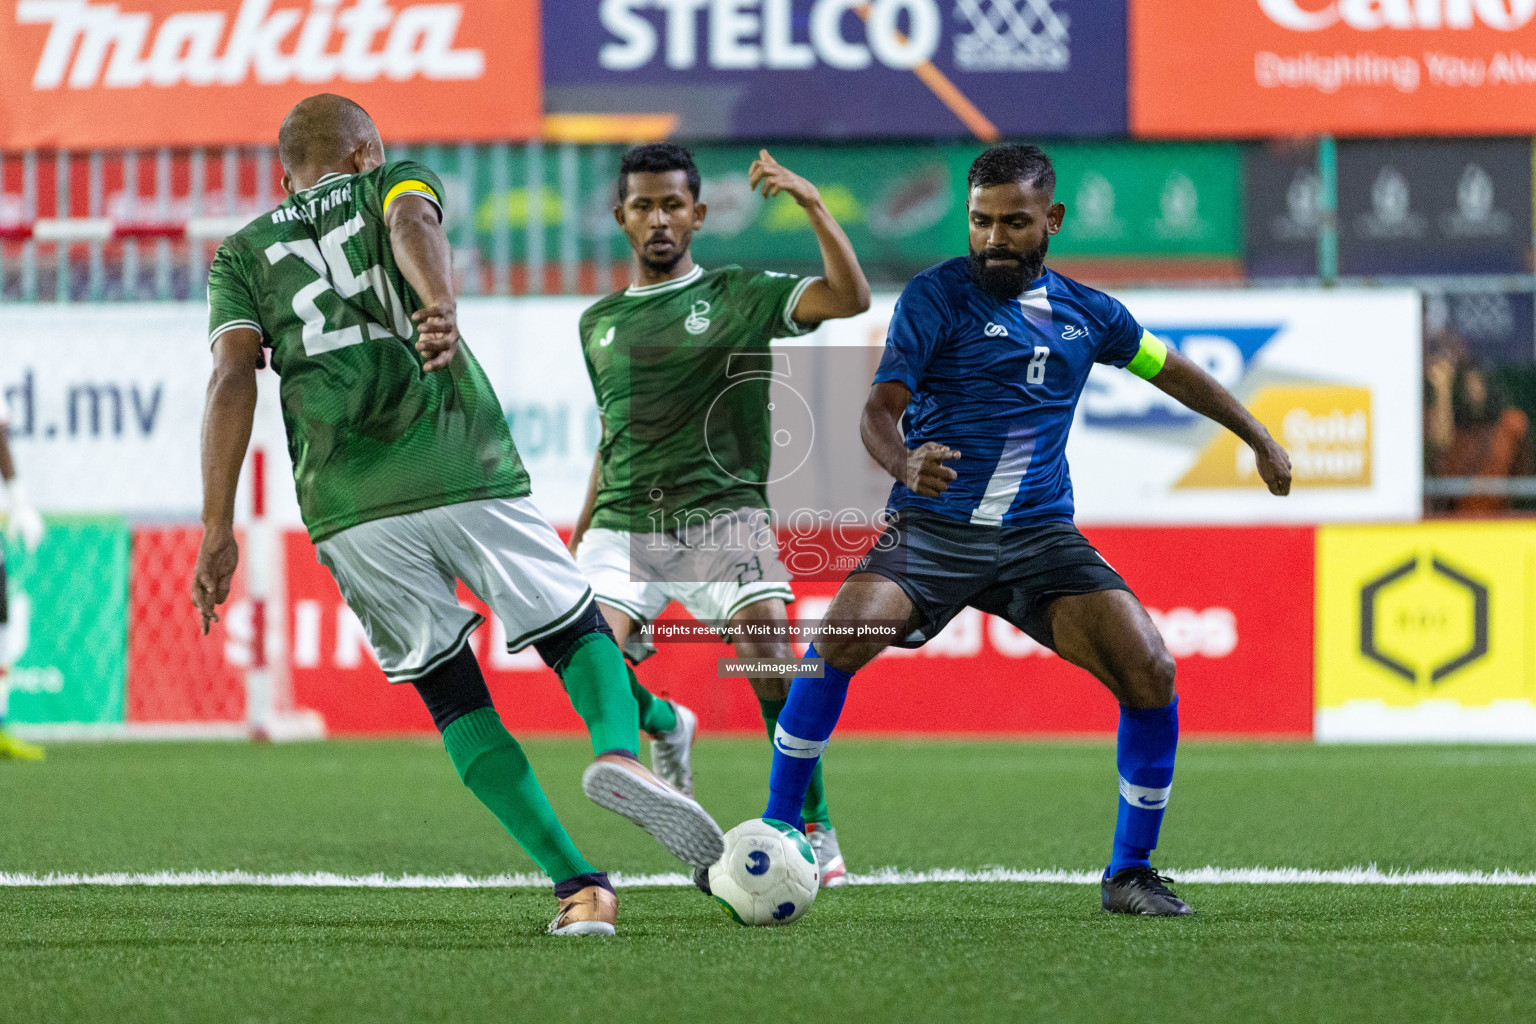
[278,94,381,173]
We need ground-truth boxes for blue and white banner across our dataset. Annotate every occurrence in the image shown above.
[542,0,1127,138]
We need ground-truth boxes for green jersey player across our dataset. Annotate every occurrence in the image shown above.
[569,144,871,886]
[191,95,723,936]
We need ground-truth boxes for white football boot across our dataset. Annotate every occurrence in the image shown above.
[805,822,848,888]
[648,701,698,797]
[581,752,724,869]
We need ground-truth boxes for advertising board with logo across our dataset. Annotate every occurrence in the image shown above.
[445,140,1241,284]
[1424,288,1535,365]
[3,518,129,725]
[1131,0,1536,137]
[1048,143,1244,265]
[1336,138,1532,275]
[1244,140,1322,278]
[9,290,1420,529]
[1,0,540,148]
[284,525,1315,736]
[542,0,1127,139]
[1317,522,1536,741]
[1065,289,1422,524]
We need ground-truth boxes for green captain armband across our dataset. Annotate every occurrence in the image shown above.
[1125,330,1168,380]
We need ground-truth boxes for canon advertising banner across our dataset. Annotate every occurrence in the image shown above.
[1133,0,1536,137]
[542,0,1127,139]
[0,0,541,148]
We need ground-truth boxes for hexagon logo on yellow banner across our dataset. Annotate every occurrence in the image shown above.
[1317,522,1536,713]
[1176,385,1371,490]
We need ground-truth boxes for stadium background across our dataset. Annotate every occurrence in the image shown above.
[2,0,1533,745]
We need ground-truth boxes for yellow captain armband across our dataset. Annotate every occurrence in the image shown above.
[1125,330,1168,380]
[383,179,439,215]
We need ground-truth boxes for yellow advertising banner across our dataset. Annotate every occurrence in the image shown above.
[1316,522,1536,741]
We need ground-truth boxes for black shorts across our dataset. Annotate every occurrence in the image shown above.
[851,509,1131,652]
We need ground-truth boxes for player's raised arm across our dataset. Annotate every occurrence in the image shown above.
[386,193,459,372]
[192,328,263,634]
[749,150,870,326]
[1145,346,1293,496]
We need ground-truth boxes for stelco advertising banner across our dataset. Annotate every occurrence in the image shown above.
[1317,522,1536,741]
[1131,0,1536,137]
[541,0,1127,138]
[0,0,541,149]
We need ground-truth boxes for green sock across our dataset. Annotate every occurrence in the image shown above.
[759,695,832,827]
[442,707,596,884]
[557,634,641,756]
[628,666,679,736]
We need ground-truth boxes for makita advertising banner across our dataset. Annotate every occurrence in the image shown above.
[1132,0,1536,137]
[1336,138,1532,276]
[541,0,1127,139]
[1,0,541,148]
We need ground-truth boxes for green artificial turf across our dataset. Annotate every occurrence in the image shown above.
[3,738,1536,1022]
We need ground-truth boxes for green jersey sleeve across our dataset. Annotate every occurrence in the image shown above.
[728,268,818,340]
[207,243,264,347]
[376,160,446,221]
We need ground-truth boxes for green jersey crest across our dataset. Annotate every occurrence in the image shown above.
[579,264,815,531]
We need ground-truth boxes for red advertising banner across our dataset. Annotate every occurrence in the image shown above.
[1,0,541,149]
[1131,0,1536,137]
[286,526,1315,738]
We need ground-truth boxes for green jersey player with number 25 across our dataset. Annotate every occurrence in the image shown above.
[192,94,724,937]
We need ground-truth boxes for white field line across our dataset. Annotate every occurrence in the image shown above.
[2,865,1535,888]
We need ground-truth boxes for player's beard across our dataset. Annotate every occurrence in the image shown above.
[641,247,688,276]
[639,228,693,276]
[968,235,1049,300]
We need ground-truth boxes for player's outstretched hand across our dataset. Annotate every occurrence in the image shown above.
[191,528,240,636]
[749,149,822,208]
[413,301,460,372]
[907,442,961,497]
[1254,435,1293,496]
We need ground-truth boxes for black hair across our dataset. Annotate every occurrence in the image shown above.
[618,143,701,202]
[967,144,1056,197]
[278,93,377,171]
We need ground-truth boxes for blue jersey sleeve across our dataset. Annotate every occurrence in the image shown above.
[1093,294,1146,369]
[873,273,951,390]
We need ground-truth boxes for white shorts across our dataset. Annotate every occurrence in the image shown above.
[574,507,794,663]
[316,496,592,683]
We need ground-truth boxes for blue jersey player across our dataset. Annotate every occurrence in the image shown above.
[754,145,1293,916]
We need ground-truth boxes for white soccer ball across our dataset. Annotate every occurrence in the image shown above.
[707,818,820,926]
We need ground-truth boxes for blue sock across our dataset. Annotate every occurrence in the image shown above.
[763,646,851,829]
[1109,698,1179,876]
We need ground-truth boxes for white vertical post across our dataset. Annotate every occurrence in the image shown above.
[245,446,274,738]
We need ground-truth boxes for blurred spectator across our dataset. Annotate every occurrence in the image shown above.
[1426,356,1534,514]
